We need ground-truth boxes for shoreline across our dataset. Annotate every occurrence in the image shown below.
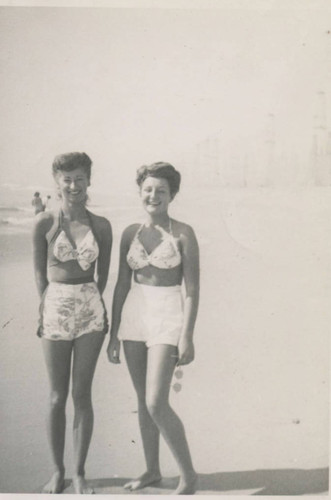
[0,187,329,495]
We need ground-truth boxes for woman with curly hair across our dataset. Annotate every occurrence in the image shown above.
[33,152,112,494]
[107,162,199,495]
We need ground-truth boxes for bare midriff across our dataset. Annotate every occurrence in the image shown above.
[133,264,182,287]
[48,260,95,283]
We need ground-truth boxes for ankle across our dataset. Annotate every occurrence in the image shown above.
[182,470,197,481]
[147,468,161,475]
[53,467,65,476]
[186,468,196,476]
[73,469,85,478]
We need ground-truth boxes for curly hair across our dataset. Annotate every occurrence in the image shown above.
[52,152,92,180]
[136,162,181,198]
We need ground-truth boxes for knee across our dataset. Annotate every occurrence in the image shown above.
[146,395,167,422]
[49,390,67,412]
[136,391,147,408]
[72,386,92,410]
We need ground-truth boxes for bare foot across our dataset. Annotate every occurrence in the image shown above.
[42,471,65,494]
[174,472,198,495]
[124,471,162,491]
[72,475,94,494]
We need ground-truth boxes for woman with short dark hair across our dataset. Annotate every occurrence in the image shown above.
[107,161,199,494]
[33,152,112,494]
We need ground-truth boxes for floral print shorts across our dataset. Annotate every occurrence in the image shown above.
[38,282,108,341]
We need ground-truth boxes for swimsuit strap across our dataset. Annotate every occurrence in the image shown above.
[131,219,174,253]
[169,218,173,235]
[48,210,63,245]
[85,209,102,249]
[136,224,144,236]
[58,210,77,249]
[48,209,101,249]
[141,218,172,236]
[129,224,144,246]
[154,218,173,237]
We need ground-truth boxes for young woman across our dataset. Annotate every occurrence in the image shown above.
[107,162,199,495]
[33,152,112,494]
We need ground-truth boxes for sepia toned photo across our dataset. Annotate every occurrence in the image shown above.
[0,0,329,496]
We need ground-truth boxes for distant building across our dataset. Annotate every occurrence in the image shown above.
[311,92,331,185]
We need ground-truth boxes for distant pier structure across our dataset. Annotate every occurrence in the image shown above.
[311,91,331,185]
[264,113,276,186]
[181,90,331,188]
[195,133,250,187]
[196,135,221,185]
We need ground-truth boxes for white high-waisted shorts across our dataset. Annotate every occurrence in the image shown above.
[38,281,108,341]
[118,282,183,348]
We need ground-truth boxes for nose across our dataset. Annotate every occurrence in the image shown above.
[149,189,158,199]
[70,180,77,189]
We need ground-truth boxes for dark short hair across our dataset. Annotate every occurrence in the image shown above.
[136,162,181,198]
[52,152,92,180]
[34,191,40,197]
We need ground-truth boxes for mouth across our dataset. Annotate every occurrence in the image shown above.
[147,201,161,206]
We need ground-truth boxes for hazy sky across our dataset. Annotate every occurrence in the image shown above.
[0,1,330,191]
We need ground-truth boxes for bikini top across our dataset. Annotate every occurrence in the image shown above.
[47,210,99,271]
[126,220,181,271]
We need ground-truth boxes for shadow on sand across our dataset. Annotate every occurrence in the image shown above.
[84,467,328,495]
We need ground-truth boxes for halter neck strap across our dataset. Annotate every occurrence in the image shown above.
[141,218,173,235]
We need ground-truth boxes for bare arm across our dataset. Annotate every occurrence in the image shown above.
[32,213,52,298]
[107,227,135,364]
[96,218,113,295]
[109,228,133,338]
[177,224,200,365]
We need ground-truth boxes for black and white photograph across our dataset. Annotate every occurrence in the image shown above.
[0,0,330,496]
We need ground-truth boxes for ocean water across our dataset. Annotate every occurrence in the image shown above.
[0,178,220,240]
[0,182,143,236]
[1,181,330,260]
[0,182,45,234]
[0,205,35,234]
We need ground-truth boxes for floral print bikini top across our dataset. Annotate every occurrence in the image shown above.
[48,210,99,271]
[127,220,182,271]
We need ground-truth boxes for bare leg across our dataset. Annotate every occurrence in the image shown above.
[41,338,72,493]
[71,331,104,494]
[146,344,197,495]
[123,341,162,491]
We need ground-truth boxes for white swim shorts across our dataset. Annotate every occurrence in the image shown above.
[38,281,108,341]
[118,282,183,348]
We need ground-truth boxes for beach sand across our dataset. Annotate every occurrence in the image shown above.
[0,186,329,496]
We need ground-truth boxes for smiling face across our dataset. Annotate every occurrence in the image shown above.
[55,167,90,205]
[140,176,173,216]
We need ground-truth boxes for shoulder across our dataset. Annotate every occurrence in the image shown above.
[122,223,140,238]
[120,223,140,246]
[171,219,197,240]
[33,210,56,235]
[172,220,199,258]
[87,210,112,234]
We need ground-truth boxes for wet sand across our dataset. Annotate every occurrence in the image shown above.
[0,186,329,496]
